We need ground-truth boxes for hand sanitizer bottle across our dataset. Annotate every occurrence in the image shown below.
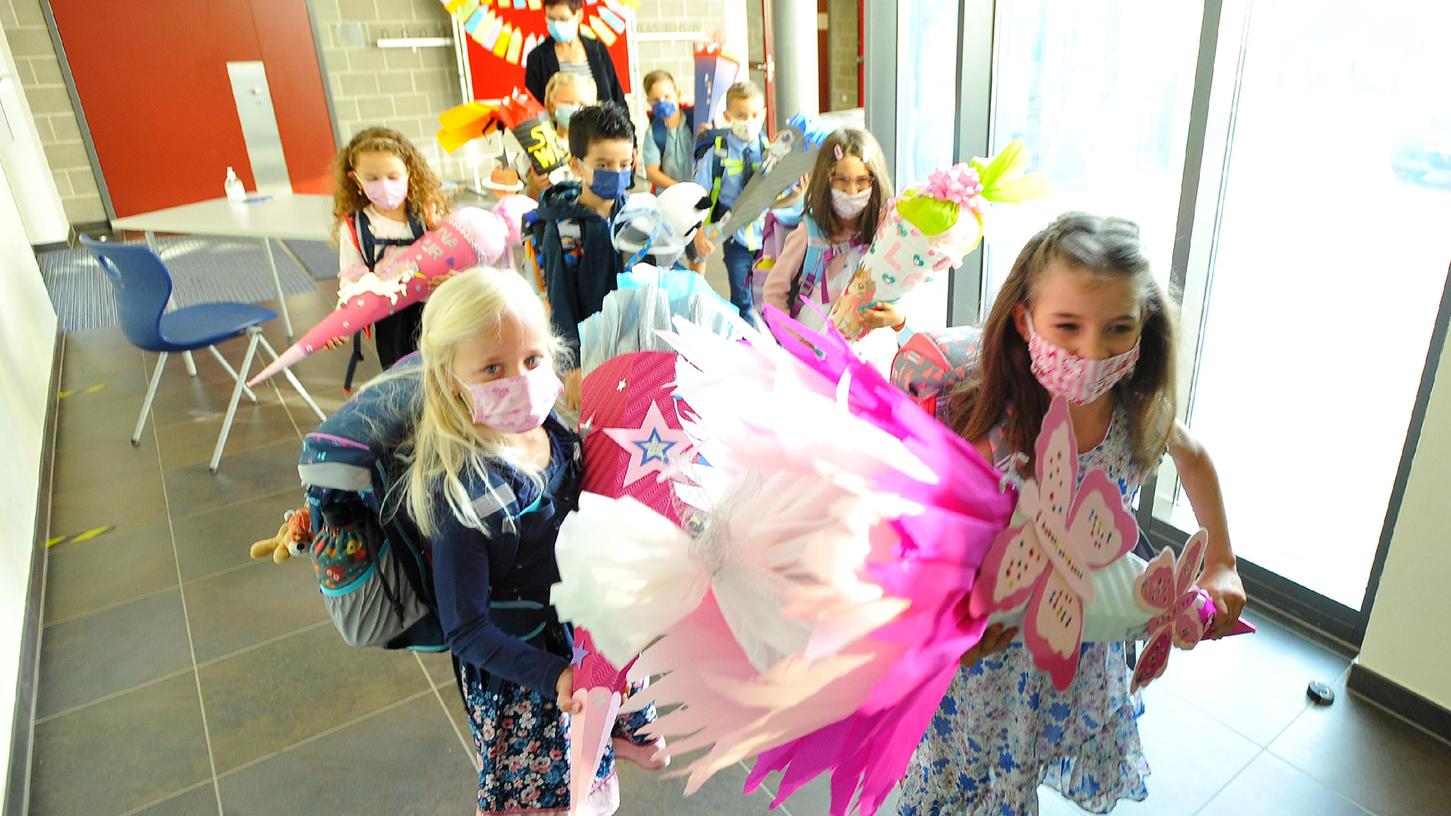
[224,167,246,202]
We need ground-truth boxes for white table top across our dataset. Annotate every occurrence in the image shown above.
[111,193,334,243]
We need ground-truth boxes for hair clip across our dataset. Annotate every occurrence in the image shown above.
[834,144,845,161]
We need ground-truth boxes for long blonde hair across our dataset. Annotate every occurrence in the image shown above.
[395,267,566,539]
[950,212,1179,476]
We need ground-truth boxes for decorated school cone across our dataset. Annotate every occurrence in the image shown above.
[692,41,740,135]
[566,628,638,814]
[497,89,569,175]
[827,139,1049,340]
[246,208,508,386]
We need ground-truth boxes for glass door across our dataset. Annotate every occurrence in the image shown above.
[1154,0,1451,620]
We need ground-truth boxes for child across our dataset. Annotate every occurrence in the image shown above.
[897,213,1246,815]
[689,80,780,323]
[536,103,635,382]
[330,126,450,386]
[641,70,695,191]
[760,128,905,366]
[400,266,659,815]
[523,72,599,200]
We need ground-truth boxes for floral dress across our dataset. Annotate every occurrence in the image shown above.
[898,401,1152,816]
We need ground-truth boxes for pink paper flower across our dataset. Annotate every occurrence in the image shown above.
[924,163,985,212]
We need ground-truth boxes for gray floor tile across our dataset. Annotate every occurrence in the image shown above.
[1155,610,1352,747]
[217,695,474,815]
[1197,751,1370,816]
[616,758,783,815]
[161,438,304,516]
[198,624,429,773]
[184,560,328,663]
[170,489,303,581]
[51,422,161,494]
[50,466,169,541]
[43,520,177,622]
[152,400,300,471]
[1110,686,1260,815]
[132,782,221,816]
[37,589,192,719]
[1269,676,1451,816]
[30,672,210,815]
[418,648,457,690]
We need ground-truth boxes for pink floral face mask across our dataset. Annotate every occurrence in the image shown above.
[465,364,562,433]
[1025,314,1140,405]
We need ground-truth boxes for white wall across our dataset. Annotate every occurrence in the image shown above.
[0,14,68,244]
[0,17,59,804]
[1358,317,1451,710]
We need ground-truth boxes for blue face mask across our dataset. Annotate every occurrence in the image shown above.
[651,99,678,121]
[587,167,631,200]
[547,17,578,43]
[553,103,579,130]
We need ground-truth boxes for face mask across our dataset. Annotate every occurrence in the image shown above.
[651,99,678,120]
[830,187,872,219]
[553,103,580,130]
[1025,315,1141,405]
[466,364,563,433]
[547,17,578,43]
[361,177,408,211]
[587,167,632,200]
[730,118,762,143]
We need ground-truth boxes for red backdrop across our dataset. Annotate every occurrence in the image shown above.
[51,0,335,217]
[461,3,633,101]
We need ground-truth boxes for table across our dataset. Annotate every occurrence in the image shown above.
[112,193,335,338]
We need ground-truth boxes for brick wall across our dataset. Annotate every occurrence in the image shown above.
[2,0,107,223]
[827,0,859,111]
[312,0,466,177]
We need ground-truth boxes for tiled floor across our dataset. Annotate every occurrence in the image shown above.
[27,277,1451,815]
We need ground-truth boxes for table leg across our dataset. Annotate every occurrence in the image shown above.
[260,237,294,337]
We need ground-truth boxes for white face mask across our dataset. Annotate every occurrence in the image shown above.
[1024,314,1141,404]
[830,187,872,219]
[730,118,762,143]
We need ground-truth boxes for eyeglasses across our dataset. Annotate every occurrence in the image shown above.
[830,175,875,193]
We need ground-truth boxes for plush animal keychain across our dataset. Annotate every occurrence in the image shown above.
[249,507,312,564]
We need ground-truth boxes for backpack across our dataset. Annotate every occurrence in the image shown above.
[298,367,446,652]
[342,209,426,393]
[520,208,549,298]
[699,132,770,224]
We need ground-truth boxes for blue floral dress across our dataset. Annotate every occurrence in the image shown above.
[898,402,1152,816]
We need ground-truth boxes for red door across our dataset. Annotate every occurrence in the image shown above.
[817,0,831,112]
[50,0,335,217]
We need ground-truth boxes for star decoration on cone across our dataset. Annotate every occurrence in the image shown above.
[601,401,695,488]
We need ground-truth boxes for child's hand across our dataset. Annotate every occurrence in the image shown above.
[555,667,583,714]
[427,271,454,293]
[959,623,1017,668]
[693,229,717,260]
[322,335,349,352]
[1199,562,1247,639]
[563,368,582,411]
[860,302,906,332]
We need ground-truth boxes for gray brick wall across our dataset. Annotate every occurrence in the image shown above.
[827,0,859,111]
[312,0,466,177]
[2,0,107,223]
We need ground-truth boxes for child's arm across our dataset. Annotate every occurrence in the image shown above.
[645,164,678,190]
[430,515,572,697]
[337,219,368,282]
[1168,420,1247,637]
[642,131,677,189]
[762,225,809,313]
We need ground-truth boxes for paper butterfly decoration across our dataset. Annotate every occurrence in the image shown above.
[1130,529,1211,692]
[968,396,1140,691]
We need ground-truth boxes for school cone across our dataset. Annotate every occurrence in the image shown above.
[566,628,637,814]
[247,208,508,386]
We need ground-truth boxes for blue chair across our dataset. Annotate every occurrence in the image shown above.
[80,235,326,473]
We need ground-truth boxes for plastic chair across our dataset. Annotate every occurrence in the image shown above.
[80,235,326,473]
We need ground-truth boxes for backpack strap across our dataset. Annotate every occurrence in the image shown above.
[705,136,728,225]
[789,220,836,316]
[650,116,669,160]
